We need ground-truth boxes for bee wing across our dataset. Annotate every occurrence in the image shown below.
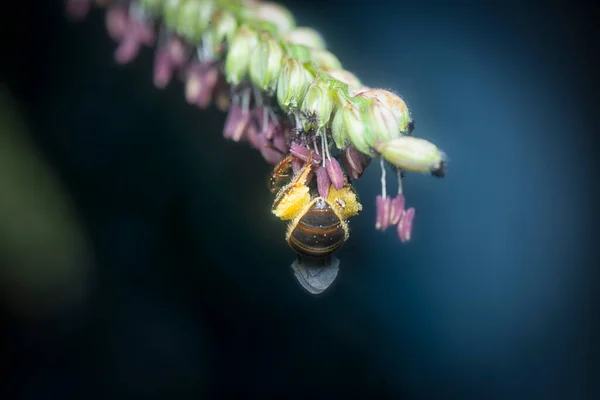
[291,256,340,295]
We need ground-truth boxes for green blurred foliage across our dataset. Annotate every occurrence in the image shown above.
[0,85,92,317]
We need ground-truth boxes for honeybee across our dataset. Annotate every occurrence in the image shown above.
[272,154,362,294]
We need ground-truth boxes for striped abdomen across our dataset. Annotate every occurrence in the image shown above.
[288,198,347,258]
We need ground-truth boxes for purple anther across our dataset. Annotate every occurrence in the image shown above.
[246,122,262,150]
[260,125,287,165]
[184,63,203,104]
[289,142,322,164]
[196,67,219,109]
[389,194,405,225]
[254,106,266,132]
[292,158,303,174]
[375,195,392,231]
[316,167,331,199]
[325,157,345,191]
[167,37,189,68]
[106,5,129,42]
[397,207,415,243]
[264,121,277,140]
[115,35,142,65]
[65,0,92,21]
[223,104,251,142]
[153,49,173,89]
[341,145,370,180]
[261,142,284,165]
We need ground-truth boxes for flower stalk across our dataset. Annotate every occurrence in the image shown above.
[65,0,447,243]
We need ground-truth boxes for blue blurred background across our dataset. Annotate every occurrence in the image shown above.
[1,0,597,398]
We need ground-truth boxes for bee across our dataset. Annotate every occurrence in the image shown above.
[272,154,362,294]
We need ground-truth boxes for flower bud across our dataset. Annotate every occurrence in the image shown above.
[163,0,183,30]
[330,108,350,149]
[364,101,401,148]
[376,136,445,176]
[139,0,163,15]
[284,27,326,49]
[311,49,342,71]
[252,2,296,34]
[341,104,373,156]
[357,89,411,133]
[224,25,258,86]
[249,33,285,93]
[301,83,334,129]
[176,0,215,43]
[277,56,314,113]
[325,69,361,92]
[285,44,312,63]
[210,9,238,56]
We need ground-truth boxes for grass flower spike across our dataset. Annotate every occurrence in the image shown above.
[65,0,448,293]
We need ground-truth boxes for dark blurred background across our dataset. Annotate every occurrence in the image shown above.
[1,0,598,398]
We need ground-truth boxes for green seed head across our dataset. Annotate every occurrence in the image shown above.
[364,101,401,148]
[342,104,374,156]
[210,9,238,56]
[251,2,296,34]
[325,69,362,92]
[163,0,184,30]
[225,24,258,86]
[176,0,216,43]
[356,89,411,133]
[331,106,350,149]
[376,136,444,173]
[284,27,326,49]
[285,43,312,63]
[249,32,285,93]
[311,49,343,71]
[301,83,334,130]
[139,0,163,15]
[277,56,314,113]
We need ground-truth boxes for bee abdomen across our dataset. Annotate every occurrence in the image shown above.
[288,200,346,258]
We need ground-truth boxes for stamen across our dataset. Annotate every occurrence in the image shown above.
[241,88,250,114]
[380,157,387,199]
[320,129,326,167]
[323,131,332,160]
[294,113,301,131]
[396,167,403,194]
[262,106,269,133]
[269,108,279,126]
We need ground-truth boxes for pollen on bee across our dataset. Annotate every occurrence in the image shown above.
[328,185,362,220]
[272,185,311,220]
